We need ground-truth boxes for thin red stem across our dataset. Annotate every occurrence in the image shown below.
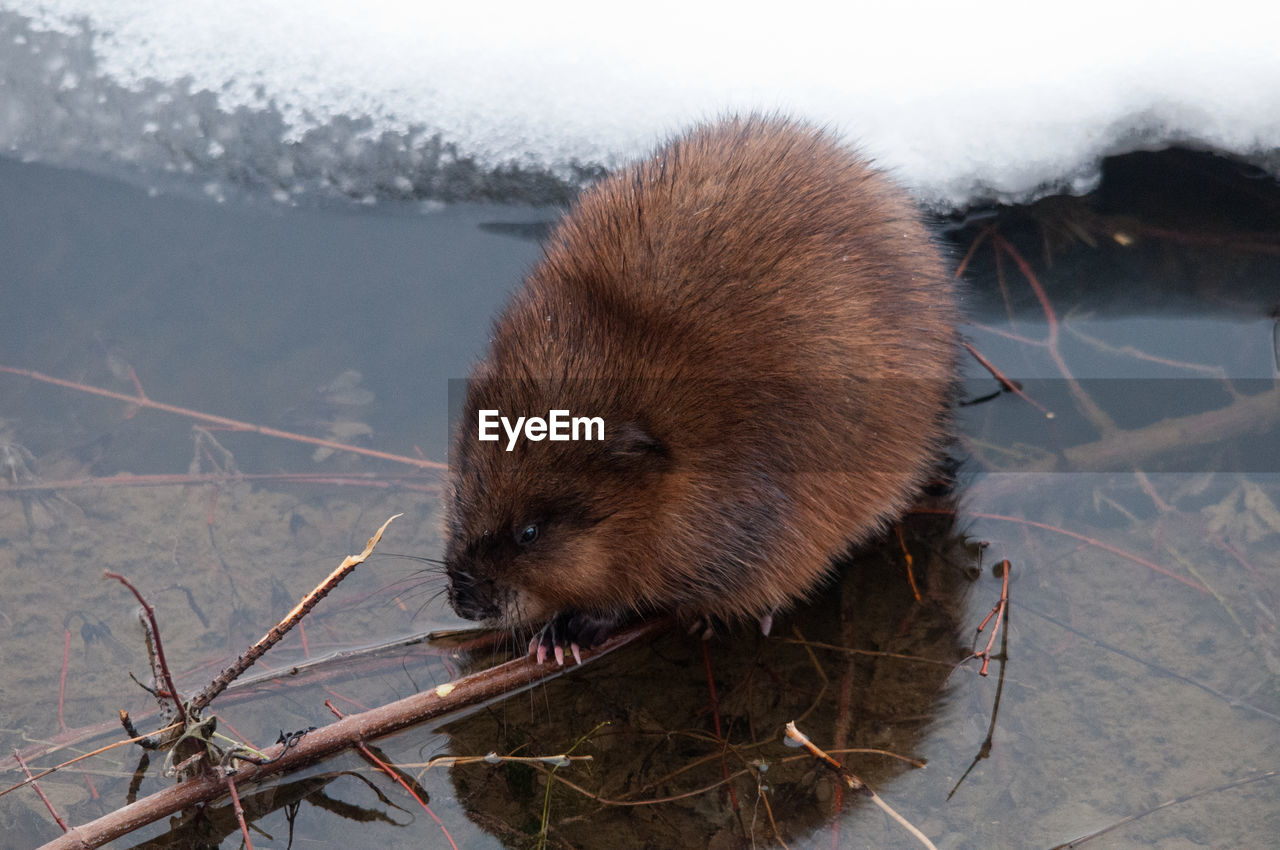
[700,640,739,811]
[325,701,458,850]
[102,572,186,719]
[14,749,68,831]
[58,630,71,734]
[224,773,253,850]
[965,511,1208,592]
[0,364,445,471]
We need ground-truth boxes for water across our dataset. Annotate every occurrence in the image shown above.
[0,150,1277,848]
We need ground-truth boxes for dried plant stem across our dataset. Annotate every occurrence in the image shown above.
[14,750,68,832]
[0,471,438,496]
[188,514,400,713]
[38,618,666,850]
[548,765,756,807]
[222,774,252,850]
[958,511,1208,592]
[1061,385,1280,472]
[991,232,1117,435]
[0,364,444,471]
[962,341,1054,418]
[326,701,459,850]
[1049,770,1279,849]
[784,722,937,850]
[6,631,503,779]
[971,560,1011,677]
[700,640,740,812]
[58,631,72,734]
[1,726,182,801]
[757,782,789,850]
[102,573,186,721]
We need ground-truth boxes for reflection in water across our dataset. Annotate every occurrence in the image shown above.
[436,503,976,848]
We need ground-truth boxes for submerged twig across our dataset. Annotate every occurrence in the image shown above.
[962,341,1054,418]
[1049,770,1279,849]
[1021,602,1280,725]
[0,364,444,471]
[326,701,458,850]
[14,750,68,833]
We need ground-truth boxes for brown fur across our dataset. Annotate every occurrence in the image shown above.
[444,115,957,645]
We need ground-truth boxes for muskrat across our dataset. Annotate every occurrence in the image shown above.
[444,115,957,663]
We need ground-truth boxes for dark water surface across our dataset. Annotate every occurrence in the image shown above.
[0,153,1277,848]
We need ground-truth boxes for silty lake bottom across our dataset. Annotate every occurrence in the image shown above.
[0,148,1276,849]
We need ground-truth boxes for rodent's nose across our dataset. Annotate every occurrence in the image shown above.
[446,567,499,621]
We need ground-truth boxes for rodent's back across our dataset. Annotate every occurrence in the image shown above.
[445,116,956,640]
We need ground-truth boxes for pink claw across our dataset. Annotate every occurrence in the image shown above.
[536,642,548,665]
[553,644,566,666]
[759,612,774,637]
[570,643,583,665]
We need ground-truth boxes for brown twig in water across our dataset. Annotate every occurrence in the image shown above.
[784,722,937,850]
[6,631,506,779]
[948,593,1012,800]
[102,573,186,722]
[37,618,667,849]
[326,701,458,850]
[953,382,1280,475]
[1020,601,1280,725]
[970,560,1011,677]
[1060,385,1280,472]
[896,523,922,602]
[14,750,68,832]
[0,364,444,471]
[0,470,438,496]
[423,752,594,771]
[755,773,789,850]
[0,726,182,801]
[990,233,1117,435]
[58,630,72,734]
[961,341,1055,418]
[222,773,252,850]
[1048,770,1279,848]
[188,513,400,714]
[783,638,957,669]
[547,765,756,808]
[1061,322,1227,377]
[953,226,990,279]
[700,640,740,813]
[953,510,1209,592]
[1126,222,1280,255]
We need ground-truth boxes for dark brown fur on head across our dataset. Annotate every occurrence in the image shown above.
[444,115,957,651]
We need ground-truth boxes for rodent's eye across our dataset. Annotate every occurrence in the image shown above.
[515,523,539,546]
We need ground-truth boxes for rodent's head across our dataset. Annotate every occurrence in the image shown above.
[443,376,670,630]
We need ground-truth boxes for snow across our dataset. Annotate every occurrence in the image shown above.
[2,0,1278,209]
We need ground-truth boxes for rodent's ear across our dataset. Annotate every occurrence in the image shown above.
[608,421,667,461]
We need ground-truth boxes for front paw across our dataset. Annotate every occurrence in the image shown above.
[528,610,624,666]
